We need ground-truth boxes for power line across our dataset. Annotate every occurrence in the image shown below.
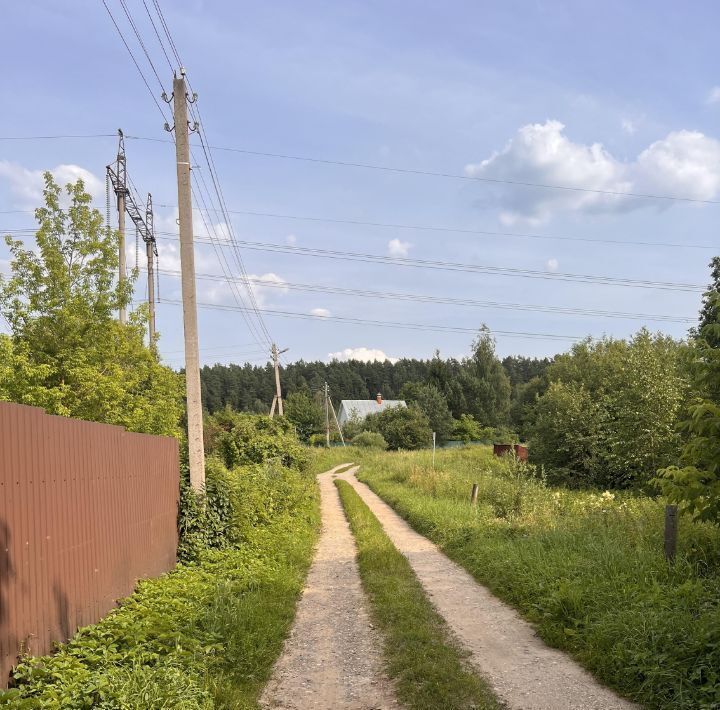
[101,0,170,122]
[150,267,693,323]
[125,135,720,206]
[152,233,704,292]
[0,134,116,140]
[158,297,583,342]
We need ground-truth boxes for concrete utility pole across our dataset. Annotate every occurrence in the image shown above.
[325,381,331,447]
[172,69,205,492]
[145,193,156,343]
[269,343,289,417]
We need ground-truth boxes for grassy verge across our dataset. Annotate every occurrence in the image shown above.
[335,479,502,710]
[355,446,720,710]
[0,475,319,710]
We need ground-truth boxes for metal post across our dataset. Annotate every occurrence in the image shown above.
[173,70,205,492]
[432,431,436,468]
[145,193,156,344]
[118,191,126,325]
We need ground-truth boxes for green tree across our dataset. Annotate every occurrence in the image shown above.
[656,290,720,522]
[461,329,512,425]
[530,330,689,488]
[285,390,324,442]
[399,381,455,444]
[0,174,183,436]
[366,405,432,450]
[453,413,481,443]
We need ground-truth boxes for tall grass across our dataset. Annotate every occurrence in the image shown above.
[356,446,720,710]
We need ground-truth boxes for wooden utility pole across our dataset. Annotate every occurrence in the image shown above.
[269,343,288,417]
[145,193,156,343]
[325,381,331,447]
[172,69,205,492]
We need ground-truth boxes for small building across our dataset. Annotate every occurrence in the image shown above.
[337,393,406,427]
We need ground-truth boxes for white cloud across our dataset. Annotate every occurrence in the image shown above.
[310,307,331,318]
[387,238,412,257]
[706,86,720,104]
[621,118,637,135]
[328,347,399,364]
[545,257,559,272]
[0,161,103,207]
[286,233,297,245]
[464,120,720,224]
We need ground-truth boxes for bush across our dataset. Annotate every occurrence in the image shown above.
[366,405,432,450]
[285,391,324,443]
[204,408,309,471]
[351,431,388,449]
[529,330,689,488]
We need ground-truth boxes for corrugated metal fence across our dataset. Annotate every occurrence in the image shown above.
[0,402,180,687]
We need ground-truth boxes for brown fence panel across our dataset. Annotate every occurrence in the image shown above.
[0,402,179,687]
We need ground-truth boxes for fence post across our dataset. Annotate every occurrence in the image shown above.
[664,504,678,561]
[470,483,479,506]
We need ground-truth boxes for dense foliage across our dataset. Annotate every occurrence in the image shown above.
[656,286,720,522]
[364,405,433,450]
[351,431,388,449]
[0,174,183,437]
[204,408,309,471]
[200,331,531,430]
[354,446,720,710]
[284,390,324,443]
[529,330,689,488]
[399,381,455,444]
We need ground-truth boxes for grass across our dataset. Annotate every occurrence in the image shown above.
[335,478,502,710]
[352,446,720,710]
[0,472,320,710]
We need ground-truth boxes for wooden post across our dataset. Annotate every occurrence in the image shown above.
[470,483,479,506]
[664,504,678,561]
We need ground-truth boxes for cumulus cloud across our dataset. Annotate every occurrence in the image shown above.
[387,238,412,257]
[328,347,399,364]
[0,161,103,207]
[286,233,297,245]
[707,87,720,104]
[464,120,720,224]
[545,258,559,272]
[310,307,331,318]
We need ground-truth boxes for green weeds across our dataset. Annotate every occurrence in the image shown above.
[336,479,502,710]
[0,470,319,710]
[356,447,720,710]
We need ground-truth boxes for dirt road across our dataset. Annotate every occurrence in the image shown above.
[337,468,637,710]
[260,465,398,710]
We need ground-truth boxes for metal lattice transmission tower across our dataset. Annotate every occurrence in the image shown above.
[106,129,159,342]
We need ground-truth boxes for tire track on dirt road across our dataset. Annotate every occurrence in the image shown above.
[260,464,399,710]
[337,469,637,710]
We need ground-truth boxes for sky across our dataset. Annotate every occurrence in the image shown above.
[0,0,718,368]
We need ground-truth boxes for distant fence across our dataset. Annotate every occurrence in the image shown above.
[0,402,179,687]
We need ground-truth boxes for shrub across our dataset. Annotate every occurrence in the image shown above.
[204,408,309,471]
[366,405,432,450]
[285,390,324,442]
[352,431,388,449]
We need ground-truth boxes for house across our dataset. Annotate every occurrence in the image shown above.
[337,393,406,427]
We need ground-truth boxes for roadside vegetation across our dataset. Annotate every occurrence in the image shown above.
[336,479,502,710]
[0,432,318,709]
[352,446,720,710]
[0,176,321,708]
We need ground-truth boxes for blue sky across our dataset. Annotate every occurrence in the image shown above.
[1,0,718,367]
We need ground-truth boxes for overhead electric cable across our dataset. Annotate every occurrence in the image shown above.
[149,267,693,323]
[152,234,704,292]
[157,298,583,341]
[124,135,720,205]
